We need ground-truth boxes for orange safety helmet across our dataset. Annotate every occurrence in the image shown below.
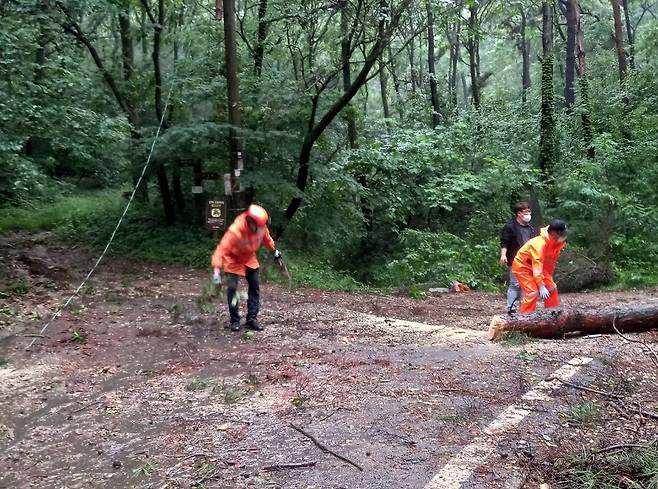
[245,204,269,226]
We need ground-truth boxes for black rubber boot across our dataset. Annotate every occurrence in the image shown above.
[245,320,264,332]
[230,320,241,332]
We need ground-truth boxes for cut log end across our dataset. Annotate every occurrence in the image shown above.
[488,315,507,341]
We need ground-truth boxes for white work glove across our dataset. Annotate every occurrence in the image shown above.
[273,249,282,260]
[538,284,550,300]
[212,268,222,285]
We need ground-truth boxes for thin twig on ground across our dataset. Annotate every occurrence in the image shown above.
[289,423,363,471]
[181,346,196,366]
[182,452,210,461]
[317,408,342,423]
[262,461,317,471]
[594,438,658,455]
[67,399,102,418]
[614,401,658,421]
[555,379,623,399]
[613,318,658,369]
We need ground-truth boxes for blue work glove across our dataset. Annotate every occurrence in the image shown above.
[538,284,550,300]
[212,268,222,286]
[273,249,282,260]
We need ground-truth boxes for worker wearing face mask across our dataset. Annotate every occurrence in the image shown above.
[512,220,568,314]
[500,202,536,314]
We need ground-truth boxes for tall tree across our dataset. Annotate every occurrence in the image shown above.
[575,1,594,158]
[141,0,176,224]
[447,11,461,109]
[379,58,390,120]
[620,0,634,69]
[254,0,268,76]
[518,7,531,103]
[611,0,628,82]
[341,0,357,148]
[426,0,442,127]
[539,0,557,185]
[563,0,578,110]
[277,0,413,237]
[466,2,481,109]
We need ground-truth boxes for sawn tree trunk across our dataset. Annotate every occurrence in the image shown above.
[488,304,658,340]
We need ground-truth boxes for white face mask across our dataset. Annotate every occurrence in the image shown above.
[520,214,532,223]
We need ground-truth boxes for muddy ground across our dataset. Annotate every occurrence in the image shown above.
[0,233,657,489]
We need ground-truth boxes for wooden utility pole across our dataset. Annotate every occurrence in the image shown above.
[222,0,244,213]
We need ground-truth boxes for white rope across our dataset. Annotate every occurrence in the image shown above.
[26,83,176,350]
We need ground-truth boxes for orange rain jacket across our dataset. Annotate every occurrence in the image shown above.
[211,212,276,276]
[512,225,566,288]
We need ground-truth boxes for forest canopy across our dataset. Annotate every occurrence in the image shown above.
[2,0,658,290]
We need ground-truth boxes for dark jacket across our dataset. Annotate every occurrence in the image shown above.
[500,219,535,264]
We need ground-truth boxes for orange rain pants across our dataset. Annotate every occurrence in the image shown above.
[512,226,565,314]
[514,273,559,313]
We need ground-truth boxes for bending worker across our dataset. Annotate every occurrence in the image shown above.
[512,220,568,314]
[211,204,282,332]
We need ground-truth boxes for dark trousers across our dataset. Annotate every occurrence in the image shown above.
[226,267,260,324]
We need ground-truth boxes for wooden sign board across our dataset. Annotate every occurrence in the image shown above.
[206,199,227,230]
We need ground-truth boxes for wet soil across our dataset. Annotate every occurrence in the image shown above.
[1,233,657,489]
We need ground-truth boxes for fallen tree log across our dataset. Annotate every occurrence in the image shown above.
[488,304,658,340]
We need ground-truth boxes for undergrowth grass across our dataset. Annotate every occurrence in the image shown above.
[556,446,658,489]
[3,190,657,293]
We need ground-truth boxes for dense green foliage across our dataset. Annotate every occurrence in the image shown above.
[2,0,658,290]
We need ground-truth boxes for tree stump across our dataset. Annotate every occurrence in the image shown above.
[488,304,658,340]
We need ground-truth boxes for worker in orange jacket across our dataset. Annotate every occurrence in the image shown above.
[512,220,568,314]
[211,204,281,332]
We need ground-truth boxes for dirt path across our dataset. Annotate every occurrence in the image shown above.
[1,233,657,489]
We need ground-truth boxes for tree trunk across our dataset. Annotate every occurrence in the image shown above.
[387,46,404,119]
[621,0,634,69]
[25,25,47,158]
[520,8,531,104]
[460,71,468,106]
[118,6,134,84]
[611,0,627,82]
[118,6,139,129]
[341,4,357,148]
[140,10,148,58]
[539,0,557,187]
[223,0,244,211]
[488,304,658,340]
[408,27,416,94]
[193,161,204,225]
[564,0,577,110]
[143,0,176,224]
[542,0,554,56]
[172,163,185,211]
[447,18,461,109]
[426,0,442,127]
[254,0,268,76]
[379,59,390,120]
[467,3,480,109]
[575,3,594,159]
[156,166,174,224]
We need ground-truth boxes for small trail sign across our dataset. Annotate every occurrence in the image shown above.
[206,199,227,230]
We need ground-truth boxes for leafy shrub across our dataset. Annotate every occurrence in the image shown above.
[374,230,499,290]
